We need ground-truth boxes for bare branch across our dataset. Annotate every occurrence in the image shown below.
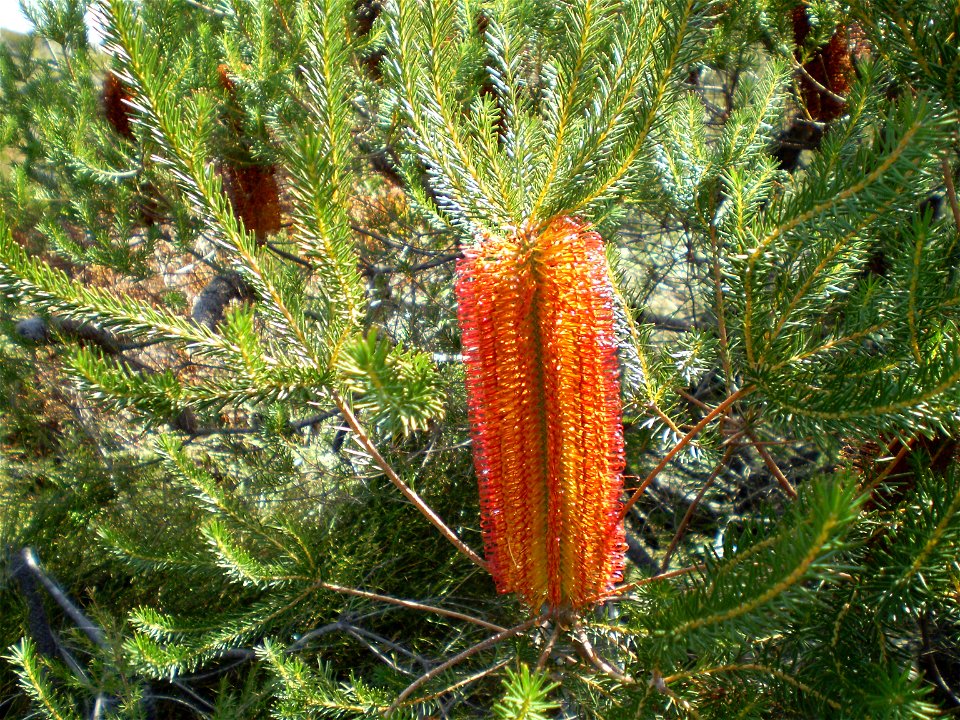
[621,387,753,519]
[331,390,489,571]
[385,616,541,716]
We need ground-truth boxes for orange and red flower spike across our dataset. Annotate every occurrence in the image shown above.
[456,216,626,613]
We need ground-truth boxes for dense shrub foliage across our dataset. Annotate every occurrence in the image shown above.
[1,0,959,717]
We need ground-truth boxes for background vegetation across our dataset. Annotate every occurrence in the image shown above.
[1,0,959,717]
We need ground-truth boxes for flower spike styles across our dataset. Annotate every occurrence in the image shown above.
[456,216,626,613]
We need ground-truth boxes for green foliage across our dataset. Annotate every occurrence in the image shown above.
[1,0,959,717]
[491,664,559,720]
[262,644,393,719]
[339,330,445,437]
[5,638,84,720]
[382,0,708,232]
[852,0,960,112]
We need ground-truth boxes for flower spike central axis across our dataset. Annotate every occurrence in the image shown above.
[456,216,626,613]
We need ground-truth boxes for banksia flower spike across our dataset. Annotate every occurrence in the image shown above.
[792,7,855,122]
[216,63,282,242]
[220,163,283,241]
[456,216,626,613]
[102,72,135,140]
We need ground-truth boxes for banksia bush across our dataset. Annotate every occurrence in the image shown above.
[5,0,960,716]
[456,216,625,613]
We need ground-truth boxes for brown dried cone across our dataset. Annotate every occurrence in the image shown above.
[220,163,283,242]
[847,23,872,66]
[217,63,249,136]
[791,7,854,122]
[844,434,959,511]
[771,118,825,171]
[102,74,168,226]
[215,64,283,242]
[217,63,237,93]
[848,435,960,707]
[353,0,381,37]
[102,72,135,140]
[352,0,385,76]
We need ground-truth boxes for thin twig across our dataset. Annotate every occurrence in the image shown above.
[91,692,110,720]
[344,627,423,676]
[409,657,513,707]
[572,630,635,684]
[331,390,489,571]
[170,679,216,713]
[290,409,340,430]
[347,625,430,668]
[860,439,912,497]
[182,0,229,15]
[677,388,709,411]
[942,156,960,243]
[649,403,685,439]
[368,253,461,275]
[177,652,255,681]
[662,662,843,711]
[709,222,733,387]
[789,53,848,106]
[319,582,504,632]
[536,622,562,671]
[385,616,542,716]
[266,241,312,268]
[640,311,699,332]
[186,409,338,438]
[603,564,706,601]
[649,669,703,718]
[284,621,344,651]
[747,431,798,499]
[919,610,960,708]
[621,387,753,518]
[147,694,213,715]
[286,619,428,674]
[659,445,736,572]
[17,548,107,649]
[349,221,455,258]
